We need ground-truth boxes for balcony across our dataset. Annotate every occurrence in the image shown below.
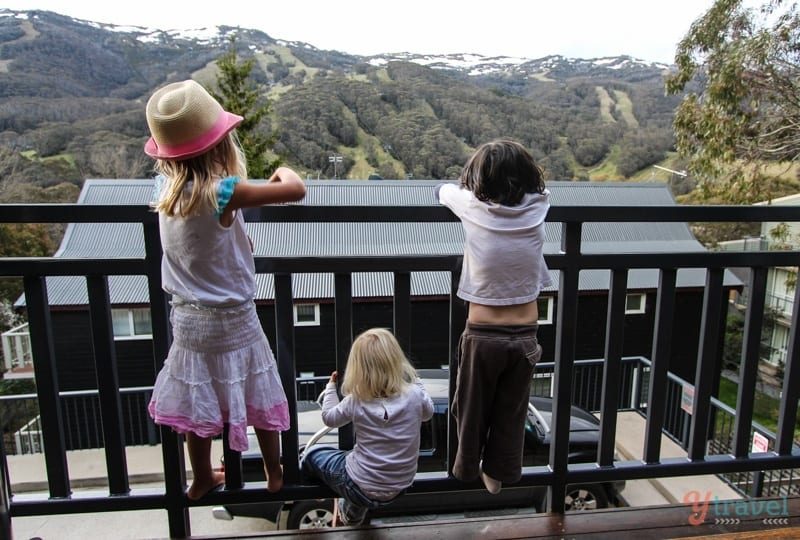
[2,192,800,539]
[1,323,32,377]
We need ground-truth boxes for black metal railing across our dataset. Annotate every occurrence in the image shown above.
[0,378,330,457]
[0,358,644,457]
[1,201,800,538]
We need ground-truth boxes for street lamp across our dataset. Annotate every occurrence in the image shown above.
[329,155,342,179]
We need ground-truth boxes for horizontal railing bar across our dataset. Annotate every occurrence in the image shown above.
[9,484,340,516]
[0,205,158,224]
[11,450,800,518]
[250,204,800,223]
[545,252,800,268]
[3,252,797,279]
[254,256,461,274]
[3,204,800,223]
[561,453,800,484]
[0,259,148,277]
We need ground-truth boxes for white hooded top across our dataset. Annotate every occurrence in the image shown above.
[320,379,434,498]
[437,182,553,305]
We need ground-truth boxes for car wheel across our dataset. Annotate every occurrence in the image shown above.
[564,484,608,511]
[287,499,335,529]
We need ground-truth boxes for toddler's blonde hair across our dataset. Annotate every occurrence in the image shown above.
[152,133,247,217]
[341,328,417,401]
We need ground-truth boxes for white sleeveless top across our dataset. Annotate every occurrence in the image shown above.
[155,176,256,307]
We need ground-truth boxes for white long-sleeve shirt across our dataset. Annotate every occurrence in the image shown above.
[437,182,553,305]
[321,378,434,498]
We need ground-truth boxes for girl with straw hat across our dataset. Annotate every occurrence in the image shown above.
[145,79,306,499]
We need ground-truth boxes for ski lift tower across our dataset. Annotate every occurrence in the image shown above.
[329,155,343,179]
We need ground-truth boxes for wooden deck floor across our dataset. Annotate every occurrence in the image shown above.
[194,496,800,540]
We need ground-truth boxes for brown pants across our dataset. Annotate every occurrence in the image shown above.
[451,321,542,483]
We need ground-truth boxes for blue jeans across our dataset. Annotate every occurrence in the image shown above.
[301,446,394,525]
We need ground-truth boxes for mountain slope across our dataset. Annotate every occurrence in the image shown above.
[0,9,683,185]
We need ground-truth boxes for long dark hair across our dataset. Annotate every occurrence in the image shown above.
[459,138,545,206]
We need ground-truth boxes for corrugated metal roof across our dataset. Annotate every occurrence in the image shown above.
[41,179,736,305]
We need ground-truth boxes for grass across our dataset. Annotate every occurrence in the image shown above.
[610,89,638,128]
[717,377,800,445]
[716,377,789,437]
[595,86,615,124]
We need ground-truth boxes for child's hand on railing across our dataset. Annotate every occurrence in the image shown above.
[329,371,338,384]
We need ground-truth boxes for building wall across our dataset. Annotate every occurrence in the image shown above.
[48,292,707,391]
[51,310,158,391]
[40,291,712,450]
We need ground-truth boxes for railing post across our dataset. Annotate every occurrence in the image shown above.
[143,218,189,539]
[751,470,765,498]
[598,269,627,466]
[0,438,11,540]
[644,268,676,463]
[733,266,767,457]
[86,275,130,496]
[23,275,71,498]
[275,273,300,483]
[688,268,725,460]
[547,221,581,513]
[776,278,800,455]
[334,273,354,451]
[393,271,412,353]
[447,258,465,476]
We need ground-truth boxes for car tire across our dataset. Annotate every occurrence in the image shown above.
[564,484,608,511]
[287,499,335,529]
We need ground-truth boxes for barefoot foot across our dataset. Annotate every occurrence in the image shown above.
[187,471,225,501]
[265,464,283,493]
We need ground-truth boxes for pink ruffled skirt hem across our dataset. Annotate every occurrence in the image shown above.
[148,302,290,452]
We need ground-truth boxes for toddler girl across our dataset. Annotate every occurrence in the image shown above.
[302,328,434,526]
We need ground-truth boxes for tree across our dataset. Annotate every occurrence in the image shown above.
[0,223,53,303]
[722,313,745,371]
[0,298,21,333]
[666,0,800,203]
[210,35,281,179]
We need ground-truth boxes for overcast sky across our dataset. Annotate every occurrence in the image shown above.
[5,1,720,64]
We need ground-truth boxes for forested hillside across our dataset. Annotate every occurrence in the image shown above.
[0,8,691,202]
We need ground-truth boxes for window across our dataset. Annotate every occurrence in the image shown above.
[537,297,553,325]
[625,293,646,314]
[294,304,320,326]
[112,308,152,339]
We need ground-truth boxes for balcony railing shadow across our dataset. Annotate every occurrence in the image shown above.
[1,200,800,539]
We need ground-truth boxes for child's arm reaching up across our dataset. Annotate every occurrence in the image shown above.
[320,371,353,428]
[228,167,307,210]
[415,377,435,421]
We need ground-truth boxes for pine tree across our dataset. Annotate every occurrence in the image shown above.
[211,35,281,179]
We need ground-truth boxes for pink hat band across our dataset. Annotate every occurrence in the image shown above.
[144,80,244,160]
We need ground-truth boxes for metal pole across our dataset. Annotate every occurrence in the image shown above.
[0,436,11,540]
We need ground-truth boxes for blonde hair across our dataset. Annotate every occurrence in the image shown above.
[341,328,417,401]
[152,133,247,217]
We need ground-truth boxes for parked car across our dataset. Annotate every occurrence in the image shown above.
[212,371,625,529]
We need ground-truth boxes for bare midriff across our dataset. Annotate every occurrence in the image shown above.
[467,300,539,325]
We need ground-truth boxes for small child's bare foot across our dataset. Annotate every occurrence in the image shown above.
[187,471,225,501]
[265,464,283,493]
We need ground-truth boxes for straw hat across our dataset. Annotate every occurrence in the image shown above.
[144,79,243,160]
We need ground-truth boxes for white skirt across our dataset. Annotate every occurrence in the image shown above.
[148,301,289,451]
